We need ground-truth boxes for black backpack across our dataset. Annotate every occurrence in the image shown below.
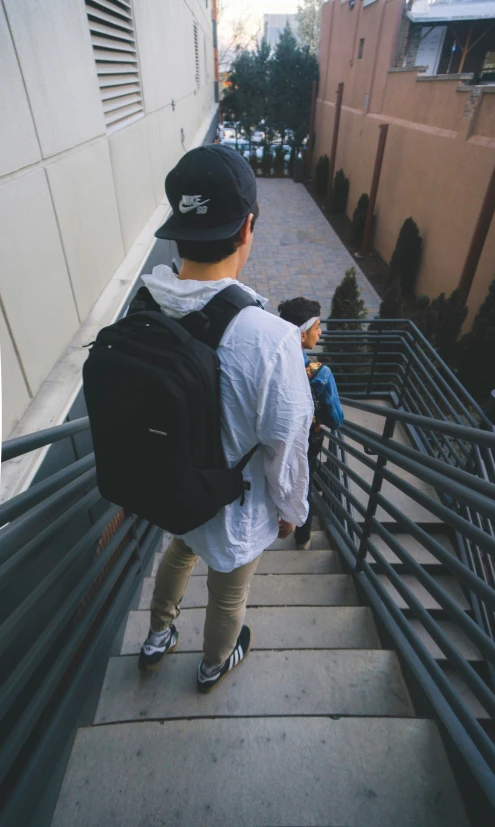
[83,284,261,534]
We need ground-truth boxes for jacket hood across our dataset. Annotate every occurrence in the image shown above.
[141,265,267,320]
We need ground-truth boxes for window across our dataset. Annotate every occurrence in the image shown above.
[85,0,143,131]
[204,36,208,81]
[358,38,365,59]
[194,22,200,88]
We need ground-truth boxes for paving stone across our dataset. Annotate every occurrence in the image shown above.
[95,650,414,723]
[241,179,380,316]
[121,606,381,655]
[138,574,359,610]
[52,718,470,827]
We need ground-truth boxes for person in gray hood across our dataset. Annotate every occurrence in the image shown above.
[138,144,313,693]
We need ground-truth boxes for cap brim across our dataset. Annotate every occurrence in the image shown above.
[155,213,246,241]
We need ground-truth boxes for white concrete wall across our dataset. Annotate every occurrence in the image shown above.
[0,0,216,437]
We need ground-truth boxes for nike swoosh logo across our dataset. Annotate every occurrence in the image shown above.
[179,200,210,213]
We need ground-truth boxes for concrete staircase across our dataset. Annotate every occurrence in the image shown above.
[52,523,470,824]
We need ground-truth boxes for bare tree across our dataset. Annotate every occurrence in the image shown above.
[296,0,322,54]
[217,0,262,71]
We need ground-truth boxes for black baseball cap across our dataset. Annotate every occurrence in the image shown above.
[155,144,257,242]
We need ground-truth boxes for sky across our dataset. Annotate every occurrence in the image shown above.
[218,0,301,66]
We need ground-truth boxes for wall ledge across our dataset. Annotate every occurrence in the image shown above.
[417,73,473,83]
[388,65,428,74]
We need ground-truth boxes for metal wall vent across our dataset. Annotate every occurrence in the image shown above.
[85,0,144,131]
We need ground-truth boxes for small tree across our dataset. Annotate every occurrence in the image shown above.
[261,144,272,176]
[249,148,258,175]
[314,154,329,195]
[422,289,468,365]
[329,267,367,324]
[378,280,402,319]
[269,23,319,143]
[407,294,430,334]
[350,194,369,248]
[388,217,422,296]
[457,278,495,402]
[329,169,350,215]
[296,0,323,54]
[274,145,285,177]
[329,267,367,369]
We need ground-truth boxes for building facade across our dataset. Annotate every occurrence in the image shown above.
[1,0,217,440]
[263,13,298,47]
[314,0,495,326]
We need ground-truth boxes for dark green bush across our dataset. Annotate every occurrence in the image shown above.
[457,278,495,401]
[329,266,367,325]
[378,280,402,320]
[388,217,422,296]
[350,193,369,249]
[422,289,468,366]
[314,154,329,195]
[261,145,272,176]
[329,169,350,215]
[274,145,285,177]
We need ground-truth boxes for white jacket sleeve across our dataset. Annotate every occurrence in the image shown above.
[256,327,314,525]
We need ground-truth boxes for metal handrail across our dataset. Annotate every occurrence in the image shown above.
[0,417,161,825]
[314,320,495,806]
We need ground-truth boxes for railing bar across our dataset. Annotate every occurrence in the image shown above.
[314,470,367,532]
[340,398,495,448]
[348,424,495,499]
[342,422,495,519]
[366,523,495,659]
[0,532,155,826]
[316,508,495,785]
[0,514,138,722]
[2,417,90,462]
[0,468,97,563]
[370,468,495,559]
[0,504,121,657]
[0,487,101,590]
[0,533,145,787]
[367,539,495,714]
[0,454,95,527]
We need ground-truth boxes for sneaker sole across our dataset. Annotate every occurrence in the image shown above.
[138,633,180,673]
[197,629,253,695]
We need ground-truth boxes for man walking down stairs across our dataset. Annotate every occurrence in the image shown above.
[52,520,470,826]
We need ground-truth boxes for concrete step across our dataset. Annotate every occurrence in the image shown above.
[152,548,342,577]
[52,718,470,827]
[409,618,482,662]
[138,574,359,610]
[366,533,455,568]
[121,606,381,655]
[342,403,443,525]
[377,574,469,611]
[95,650,414,724]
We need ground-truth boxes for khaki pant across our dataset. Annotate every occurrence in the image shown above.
[150,537,261,668]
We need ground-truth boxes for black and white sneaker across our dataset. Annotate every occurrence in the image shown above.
[197,625,252,694]
[138,624,179,671]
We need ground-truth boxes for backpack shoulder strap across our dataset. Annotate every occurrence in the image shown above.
[180,284,263,349]
[126,285,161,316]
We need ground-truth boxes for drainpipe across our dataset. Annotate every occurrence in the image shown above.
[361,123,389,256]
[306,80,318,177]
[458,162,495,297]
[212,0,219,106]
[325,82,344,211]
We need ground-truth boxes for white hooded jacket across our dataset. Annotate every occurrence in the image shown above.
[141,265,313,572]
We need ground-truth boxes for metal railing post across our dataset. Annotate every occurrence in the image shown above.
[354,414,396,572]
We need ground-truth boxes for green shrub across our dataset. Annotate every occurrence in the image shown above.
[249,149,258,175]
[457,278,495,402]
[388,217,422,296]
[423,289,468,365]
[274,145,285,177]
[350,193,369,249]
[329,266,367,325]
[288,146,296,177]
[378,280,402,320]
[261,145,272,176]
[329,169,350,215]
[314,154,329,195]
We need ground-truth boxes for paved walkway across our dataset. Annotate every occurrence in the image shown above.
[242,178,380,317]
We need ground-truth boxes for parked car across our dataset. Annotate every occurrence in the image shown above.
[220,137,250,159]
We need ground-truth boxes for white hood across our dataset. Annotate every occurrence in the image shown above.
[141,265,267,320]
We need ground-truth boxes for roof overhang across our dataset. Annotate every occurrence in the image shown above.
[407,1,495,24]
